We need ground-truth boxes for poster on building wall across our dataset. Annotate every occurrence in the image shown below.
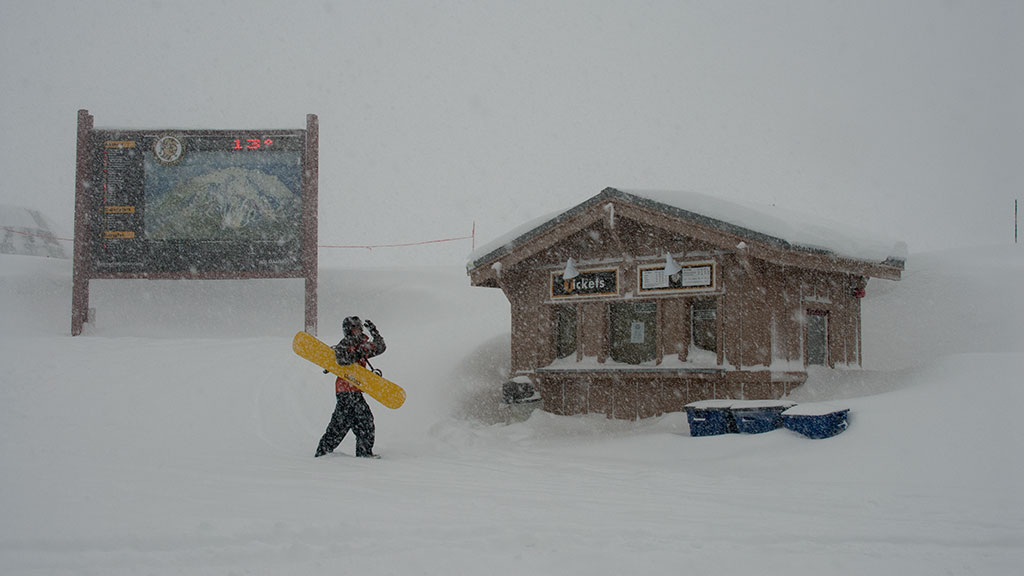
[638,261,716,294]
[551,268,619,299]
[630,321,646,343]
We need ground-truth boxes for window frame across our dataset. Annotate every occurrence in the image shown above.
[689,297,719,354]
[608,300,658,365]
[806,309,829,366]
[553,304,578,360]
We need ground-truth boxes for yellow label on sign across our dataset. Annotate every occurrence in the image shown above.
[103,231,135,239]
[105,205,136,214]
[104,140,136,149]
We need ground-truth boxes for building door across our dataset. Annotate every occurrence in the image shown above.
[806,310,829,366]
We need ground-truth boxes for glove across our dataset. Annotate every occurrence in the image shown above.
[363,319,378,334]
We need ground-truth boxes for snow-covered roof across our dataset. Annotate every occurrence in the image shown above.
[468,187,906,273]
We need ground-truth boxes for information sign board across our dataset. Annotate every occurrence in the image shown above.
[72,110,319,336]
[638,261,716,294]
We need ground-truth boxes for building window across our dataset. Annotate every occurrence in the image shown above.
[690,298,718,355]
[609,301,657,364]
[806,310,829,366]
[554,305,577,359]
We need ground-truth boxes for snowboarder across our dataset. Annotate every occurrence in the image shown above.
[315,316,386,458]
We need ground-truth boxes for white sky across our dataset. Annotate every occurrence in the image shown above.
[1,0,1021,267]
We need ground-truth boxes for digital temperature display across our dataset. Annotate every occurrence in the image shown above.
[232,138,275,150]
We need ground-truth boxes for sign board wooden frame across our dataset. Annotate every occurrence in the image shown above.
[71,110,319,336]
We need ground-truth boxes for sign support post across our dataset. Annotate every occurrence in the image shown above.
[72,109,94,336]
[303,114,319,335]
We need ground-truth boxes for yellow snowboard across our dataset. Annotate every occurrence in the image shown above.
[292,331,406,409]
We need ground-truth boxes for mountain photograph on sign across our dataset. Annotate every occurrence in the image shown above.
[144,150,302,242]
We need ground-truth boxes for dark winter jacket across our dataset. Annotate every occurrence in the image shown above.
[332,329,386,393]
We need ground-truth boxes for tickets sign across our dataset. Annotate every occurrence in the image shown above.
[551,268,619,299]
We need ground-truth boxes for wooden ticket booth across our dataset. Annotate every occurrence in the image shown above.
[468,188,904,420]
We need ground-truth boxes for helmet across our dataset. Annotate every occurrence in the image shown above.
[342,316,363,335]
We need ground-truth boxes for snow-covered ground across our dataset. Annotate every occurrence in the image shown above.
[1,245,1022,575]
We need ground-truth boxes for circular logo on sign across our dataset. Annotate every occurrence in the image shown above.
[153,134,185,165]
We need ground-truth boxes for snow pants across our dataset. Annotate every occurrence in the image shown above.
[317,392,375,457]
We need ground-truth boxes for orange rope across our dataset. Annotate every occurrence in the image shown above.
[319,234,473,250]
[1,226,72,242]
[3,226,475,250]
